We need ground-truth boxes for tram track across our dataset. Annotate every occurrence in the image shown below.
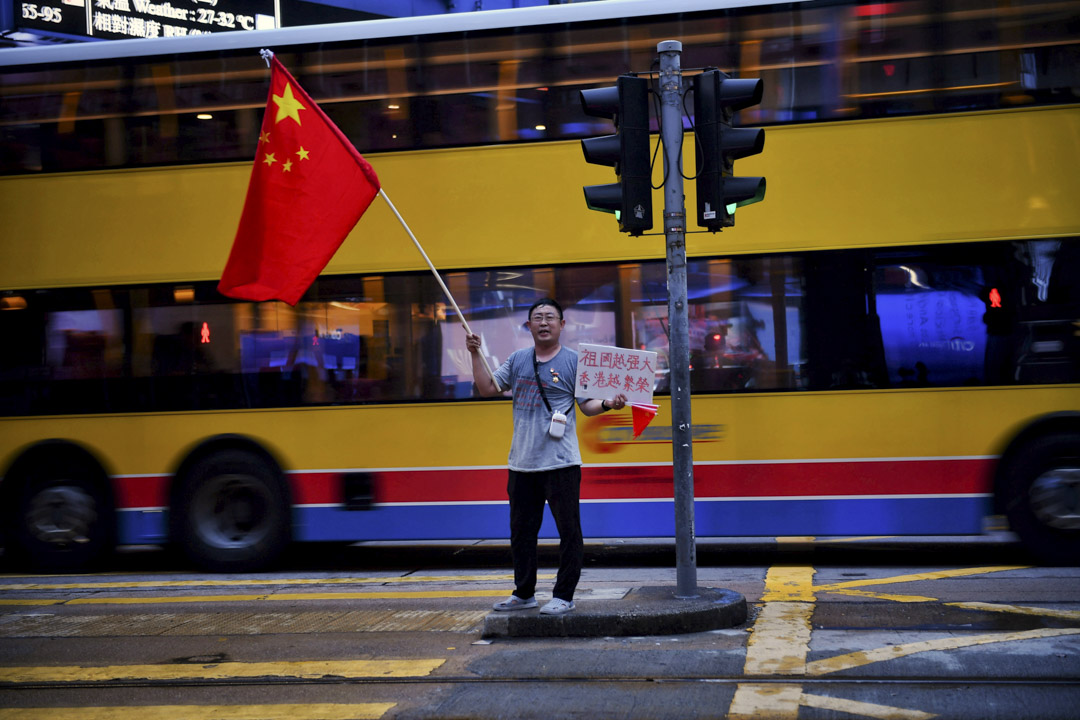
[4,673,1079,691]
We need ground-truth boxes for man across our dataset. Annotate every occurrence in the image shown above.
[466,298,626,615]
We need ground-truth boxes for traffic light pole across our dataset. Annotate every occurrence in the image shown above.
[658,40,697,599]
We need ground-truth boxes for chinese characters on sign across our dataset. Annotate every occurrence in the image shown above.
[574,343,658,406]
[18,0,276,41]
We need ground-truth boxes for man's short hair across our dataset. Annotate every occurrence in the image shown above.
[528,298,564,320]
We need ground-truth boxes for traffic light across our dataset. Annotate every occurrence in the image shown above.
[580,75,652,236]
[693,69,766,231]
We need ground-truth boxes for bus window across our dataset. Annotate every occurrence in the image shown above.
[628,255,806,394]
[874,260,988,387]
[872,239,1080,388]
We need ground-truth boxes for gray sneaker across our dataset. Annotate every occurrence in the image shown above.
[493,595,538,611]
[540,598,575,615]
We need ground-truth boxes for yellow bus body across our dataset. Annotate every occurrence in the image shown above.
[3,106,1078,291]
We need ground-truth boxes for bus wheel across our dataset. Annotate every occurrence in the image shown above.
[5,458,114,572]
[172,450,290,573]
[1004,432,1080,565]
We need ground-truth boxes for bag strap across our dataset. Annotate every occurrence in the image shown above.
[532,351,555,414]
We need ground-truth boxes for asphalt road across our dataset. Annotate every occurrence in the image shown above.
[0,535,1078,719]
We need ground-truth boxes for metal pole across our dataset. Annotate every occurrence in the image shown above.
[658,40,697,598]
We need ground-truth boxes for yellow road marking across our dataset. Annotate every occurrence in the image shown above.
[729,683,803,720]
[0,574,537,592]
[743,566,815,677]
[827,589,939,603]
[760,565,816,603]
[947,601,1080,620]
[731,563,1055,719]
[0,590,509,607]
[0,704,394,720]
[807,628,1080,675]
[814,566,1029,594]
[800,692,936,719]
[0,659,444,683]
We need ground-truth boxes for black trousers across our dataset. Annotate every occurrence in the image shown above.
[507,465,584,602]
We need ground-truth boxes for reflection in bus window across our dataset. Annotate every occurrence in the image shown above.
[630,256,806,393]
[46,310,123,380]
[875,262,988,387]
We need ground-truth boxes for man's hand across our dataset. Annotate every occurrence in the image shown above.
[466,330,500,396]
[606,393,629,411]
[583,392,628,417]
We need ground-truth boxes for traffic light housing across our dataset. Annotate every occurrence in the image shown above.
[580,75,652,236]
[693,69,766,231]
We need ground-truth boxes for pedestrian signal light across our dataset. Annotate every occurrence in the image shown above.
[983,286,1013,335]
[580,75,653,236]
[693,69,766,231]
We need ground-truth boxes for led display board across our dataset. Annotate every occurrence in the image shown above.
[15,0,277,40]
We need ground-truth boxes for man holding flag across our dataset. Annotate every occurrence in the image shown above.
[466,299,627,616]
[219,57,632,615]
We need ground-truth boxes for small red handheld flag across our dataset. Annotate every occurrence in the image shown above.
[219,54,381,305]
[631,402,659,439]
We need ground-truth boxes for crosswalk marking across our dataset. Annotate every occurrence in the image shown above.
[0,704,395,720]
[0,659,445,684]
[0,573,536,592]
[0,589,509,607]
[0,586,628,609]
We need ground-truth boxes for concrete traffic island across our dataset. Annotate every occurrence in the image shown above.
[481,586,747,638]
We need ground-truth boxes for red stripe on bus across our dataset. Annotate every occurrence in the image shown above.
[113,475,169,508]
[290,459,991,505]
[111,458,992,509]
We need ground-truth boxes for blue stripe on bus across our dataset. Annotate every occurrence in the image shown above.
[288,496,989,542]
[116,496,990,545]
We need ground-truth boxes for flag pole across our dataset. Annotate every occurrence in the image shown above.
[378,189,498,386]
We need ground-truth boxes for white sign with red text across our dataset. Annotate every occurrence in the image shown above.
[575,343,658,405]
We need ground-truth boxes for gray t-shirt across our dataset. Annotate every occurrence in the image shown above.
[493,346,584,472]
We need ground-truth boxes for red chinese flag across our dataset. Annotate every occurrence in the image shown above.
[631,402,659,439]
[219,55,381,305]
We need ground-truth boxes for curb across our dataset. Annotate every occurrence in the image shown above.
[481,586,747,638]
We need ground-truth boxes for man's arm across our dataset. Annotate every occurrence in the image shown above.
[465,332,502,397]
[580,393,628,417]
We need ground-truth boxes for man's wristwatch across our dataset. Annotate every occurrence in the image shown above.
[601,400,611,412]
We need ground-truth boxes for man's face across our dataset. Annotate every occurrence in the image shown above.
[528,304,564,346]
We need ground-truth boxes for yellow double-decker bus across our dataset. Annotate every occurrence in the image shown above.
[1,0,1078,572]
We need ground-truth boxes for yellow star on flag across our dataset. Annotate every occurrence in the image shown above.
[262,152,277,167]
[282,159,293,172]
[273,82,305,126]
[296,146,310,161]
[259,131,270,144]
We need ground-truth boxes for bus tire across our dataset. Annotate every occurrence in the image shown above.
[171,450,291,573]
[1002,431,1080,565]
[3,449,115,572]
